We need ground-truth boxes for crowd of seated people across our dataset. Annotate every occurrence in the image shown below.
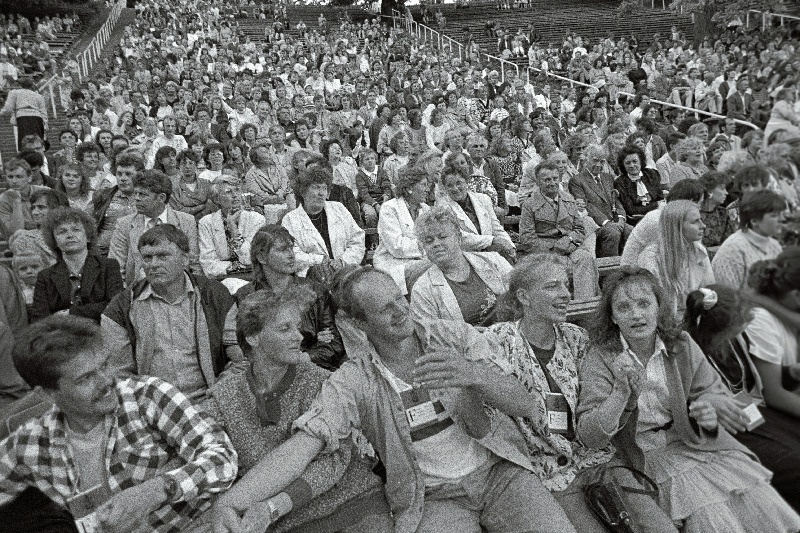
[0,0,799,531]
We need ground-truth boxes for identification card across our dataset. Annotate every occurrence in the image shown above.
[399,387,452,441]
[545,392,570,434]
[734,391,766,431]
[67,484,113,533]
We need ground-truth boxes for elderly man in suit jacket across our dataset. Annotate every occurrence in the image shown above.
[110,169,200,287]
[520,161,598,300]
[727,77,753,125]
[569,144,632,258]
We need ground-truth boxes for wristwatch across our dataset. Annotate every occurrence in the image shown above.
[162,475,181,503]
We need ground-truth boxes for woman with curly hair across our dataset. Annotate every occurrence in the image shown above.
[577,267,800,532]
[668,137,708,186]
[615,145,664,226]
[31,207,122,322]
[486,256,675,532]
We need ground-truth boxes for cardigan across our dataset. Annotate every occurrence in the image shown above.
[576,332,752,471]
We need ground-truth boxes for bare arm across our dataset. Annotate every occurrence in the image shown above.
[212,431,324,521]
[752,359,800,419]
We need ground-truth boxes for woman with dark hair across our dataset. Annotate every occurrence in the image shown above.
[170,150,215,220]
[224,139,250,178]
[712,190,787,289]
[322,138,359,199]
[615,145,663,226]
[153,145,180,180]
[235,225,345,370]
[685,283,800,511]
[54,162,93,215]
[745,247,800,418]
[31,207,122,322]
[287,118,312,149]
[281,166,365,277]
[204,288,390,531]
[199,142,226,182]
[577,267,800,532]
[381,130,412,189]
[487,256,676,532]
[245,144,293,223]
[697,170,735,248]
[373,167,430,294]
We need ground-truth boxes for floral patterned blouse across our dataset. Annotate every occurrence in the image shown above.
[485,320,614,491]
[701,204,736,248]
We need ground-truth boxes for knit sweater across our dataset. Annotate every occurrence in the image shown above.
[203,362,383,533]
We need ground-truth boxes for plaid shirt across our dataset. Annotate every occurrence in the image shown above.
[0,376,238,533]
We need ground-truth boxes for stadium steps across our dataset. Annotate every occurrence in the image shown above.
[412,0,694,53]
[0,8,138,164]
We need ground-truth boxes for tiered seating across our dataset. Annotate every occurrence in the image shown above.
[236,6,371,44]
[411,0,693,60]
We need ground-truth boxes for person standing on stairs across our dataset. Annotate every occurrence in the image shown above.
[1,76,48,152]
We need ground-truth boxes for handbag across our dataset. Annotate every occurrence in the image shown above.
[584,464,659,533]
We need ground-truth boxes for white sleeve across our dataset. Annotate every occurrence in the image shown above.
[746,308,787,366]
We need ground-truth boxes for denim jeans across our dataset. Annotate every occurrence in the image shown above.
[417,457,577,533]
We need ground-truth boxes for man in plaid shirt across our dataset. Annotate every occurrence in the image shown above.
[0,315,238,533]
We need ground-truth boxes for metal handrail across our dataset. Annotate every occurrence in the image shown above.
[746,9,800,30]
[391,9,519,81]
[525,66,760,130]
[391,9,756,130]
[38,0,126,120]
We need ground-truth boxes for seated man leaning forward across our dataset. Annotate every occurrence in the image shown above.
[0,315,237,533]
[212,266,577,533]
[102,224,241,400]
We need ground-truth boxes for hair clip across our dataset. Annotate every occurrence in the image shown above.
[699,287,717,310]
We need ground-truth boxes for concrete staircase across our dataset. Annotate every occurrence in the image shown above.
[411,0,694,54]
[0,8,137,164]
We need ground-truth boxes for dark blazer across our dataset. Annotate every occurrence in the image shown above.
[355,167,392,207]
[614,168,664,224]
[726,91,752,120]
[31,254,123,323]
[236,277,346,370]
[569,170,626,226]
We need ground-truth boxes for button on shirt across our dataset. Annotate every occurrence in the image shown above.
[134,274,206,398]
[622,335,671,452]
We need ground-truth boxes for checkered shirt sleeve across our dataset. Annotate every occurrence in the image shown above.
[112,377,238,531]
[0,377,237,533]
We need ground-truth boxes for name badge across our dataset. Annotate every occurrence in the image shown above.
[399,387,452,441]
[67,484,113,533]
[734,391,766,431]
[546,392,570,434]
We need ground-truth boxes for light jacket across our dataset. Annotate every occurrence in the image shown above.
[281,201,365,277]
[198,210,265,278]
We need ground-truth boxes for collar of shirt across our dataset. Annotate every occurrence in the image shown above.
[143,208,168,228]
[360,167,377,180]
[136,272,194,303]
[620,334,668,368]
[743,229,778,253]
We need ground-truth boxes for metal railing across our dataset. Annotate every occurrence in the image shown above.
[525,66,760,130]
[38,0,126,120]
[391,9,519,82]
[391,9,757,131]
[746,9,800,31]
